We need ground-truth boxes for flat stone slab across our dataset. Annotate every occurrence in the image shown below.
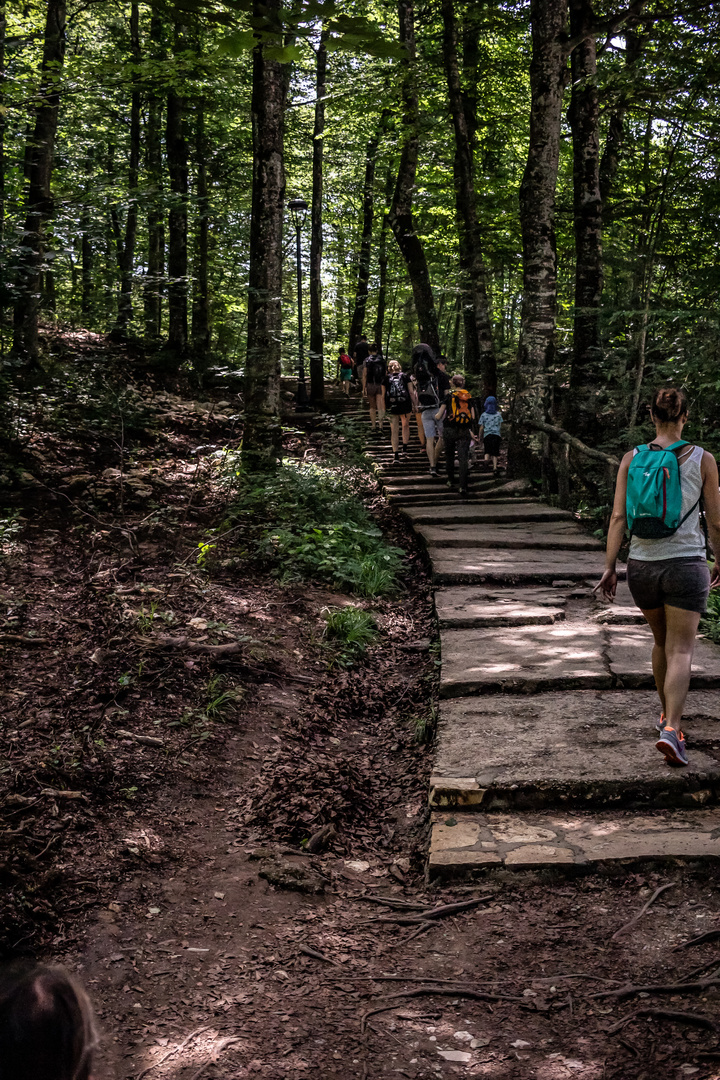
[417,523,602,550]
[435,586,567,628]
[608,625,720,688]
[440,623,610,696]
[429,808,720,877]
[431,691,720,809]
[402,501,572,526]
[431,548,610,585]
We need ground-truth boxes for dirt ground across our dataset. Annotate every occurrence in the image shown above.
[2,338,720,1079]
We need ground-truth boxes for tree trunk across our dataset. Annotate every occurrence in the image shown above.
[508,0,568,477]
[309,29,328,402]
[599,22,646,214]
[144,11,163,344]
[114,1,140,336]
[12,0,66,365]
[441,0,495,395]
[389,0,440,356]
[81,211,93,317]
[567,0,602,438]
[191,98,210,367]
[244,0,290,470]
[349,115,387,351]
[0,1,6,333]
[166,23,189,358]
[372,165,394,352]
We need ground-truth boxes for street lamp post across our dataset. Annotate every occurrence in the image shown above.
[288,198,310,409]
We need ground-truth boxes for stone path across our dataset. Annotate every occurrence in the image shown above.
[342,400,720,876]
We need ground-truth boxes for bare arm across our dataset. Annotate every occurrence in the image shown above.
[701,451,720,587]
[435,404,447,421]
[594,450,632,602]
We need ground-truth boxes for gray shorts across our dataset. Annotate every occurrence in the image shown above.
[421,409,443,440]
[626,556,710,614]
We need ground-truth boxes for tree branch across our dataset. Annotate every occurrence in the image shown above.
[524,420,620,467]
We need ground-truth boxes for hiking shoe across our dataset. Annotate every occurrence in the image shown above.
[429,467,438,477]
[655,726,688,766]
[393,451,400,463]
[655,712,666,732]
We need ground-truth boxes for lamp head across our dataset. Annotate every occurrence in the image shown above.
[288,198,308,227]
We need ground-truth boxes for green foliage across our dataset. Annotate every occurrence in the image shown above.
[700,589,720,645]
[224,459,404,595]
[323,605,378,666]
[411,703,437,745]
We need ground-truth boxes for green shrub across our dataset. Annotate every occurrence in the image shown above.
[700,587,720,643]
[323,606,378,666]
[221,460,404,596]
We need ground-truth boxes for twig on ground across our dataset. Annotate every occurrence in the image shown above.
[370,896,494,927]
[299,945,340,965]
[360,987,525,1034]
[673,929,720,951]
[618,1038,640,1057]
[593,977,720,1001]
[608,1008,717,1034]
[115,729,165,748]
[136,1026,210,1080]
[611,883,674,941]
[351,895,430,911]
[0,634,48,645]
[388,921,435,948]
[532,974,620,985]
[187,1037,242,1080]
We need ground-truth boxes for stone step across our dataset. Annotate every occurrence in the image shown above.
[430,547,608,585]
[417,523,602,550]
[435,585,571,628]
[439,622,720,697]
[430,690,720,811]
[428,806,720,877]
[402,502,572,526]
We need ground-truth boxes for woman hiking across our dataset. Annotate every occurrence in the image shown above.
[596,387,720,766]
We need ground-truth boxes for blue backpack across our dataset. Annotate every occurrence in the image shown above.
[626,440,700,539]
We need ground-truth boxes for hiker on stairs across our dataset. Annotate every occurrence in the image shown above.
[596,387,720,767]
[478,395,503,475]
[411,343,442,475]
[434,374,476,498]
[362,344,387,436]
[384,361,418,463]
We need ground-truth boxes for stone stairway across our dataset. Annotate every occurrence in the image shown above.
[332,392,720,877]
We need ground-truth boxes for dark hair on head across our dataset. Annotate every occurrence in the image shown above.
[0,963,98,1080]
[369,343,378,351]
[650,387,688,423]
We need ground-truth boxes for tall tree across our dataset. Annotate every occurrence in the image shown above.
[244,0,290,469]
[372,163,394,351]
[144,10,164,344]
[113,1,141,337]
[191,98,210,366]
[566,0,602,437]
[309,29,328,401]
[166,22,189,357]
[12,0,67,364]
[389,0,440,355]
[348,114,387,352]
[441,0,495,396]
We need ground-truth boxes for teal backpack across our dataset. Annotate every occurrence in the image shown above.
[626,440,700,539]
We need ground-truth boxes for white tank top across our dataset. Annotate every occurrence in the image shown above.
[629,443,706,561]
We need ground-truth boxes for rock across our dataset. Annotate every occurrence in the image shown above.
[258,856,325,894]
[453,1031,474,1042]
[437,1049,472,1062]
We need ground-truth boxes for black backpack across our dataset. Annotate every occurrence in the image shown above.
[415,365,439,408]
[387,372,411,408]
[366,356,386,384]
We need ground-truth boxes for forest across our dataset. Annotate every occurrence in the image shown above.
[3,0,720,487]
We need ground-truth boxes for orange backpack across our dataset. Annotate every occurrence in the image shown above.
[449,389,472,424]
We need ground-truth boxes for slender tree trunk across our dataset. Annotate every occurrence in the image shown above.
[441,0,495,395]
[309,29,327,401]
[244,0,290,470]
[0,0,6,333]
[81,211,93,316]
[166,23,189,358]
[599,22,646,214]
[449,293,462,361]
[389,0,440,355]
[12,0,66,364]
[508,0,568,477]
[144,11,163,344]
[567,0,602,437]
[372,165,394,351]
[191,99,210,366]
[114,1,140,335]
[349,114,387,351]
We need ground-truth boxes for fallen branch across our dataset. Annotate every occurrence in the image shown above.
[525,419,620,467]
[532,973,620,985]
[299,945,340,966]
[593,976,720,1001]
[154,634,244,657]
[673,928,720,951]
[352,895,430,911]
[115,729,165,748]
[0,634,48,645]
[371,896,494,927]
[187,1037,242,1080]
[608,1008,717,1035]
[136,1026,210,1080]
[611,883,674,941]
[39,788,87,801]
[360,987,525,1034]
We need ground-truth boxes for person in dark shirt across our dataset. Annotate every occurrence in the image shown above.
[362,344,387,434]
[434,373,476,497]
[384,360,418,462]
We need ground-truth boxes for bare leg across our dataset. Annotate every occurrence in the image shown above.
[415,412,426,447]
[389,416,399,452]
[642,607,667,714]
[663,605,702,726]
[368,402,377,429]
[425,436,436,468]
[375,393,386,430]
[400,413,410,447]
